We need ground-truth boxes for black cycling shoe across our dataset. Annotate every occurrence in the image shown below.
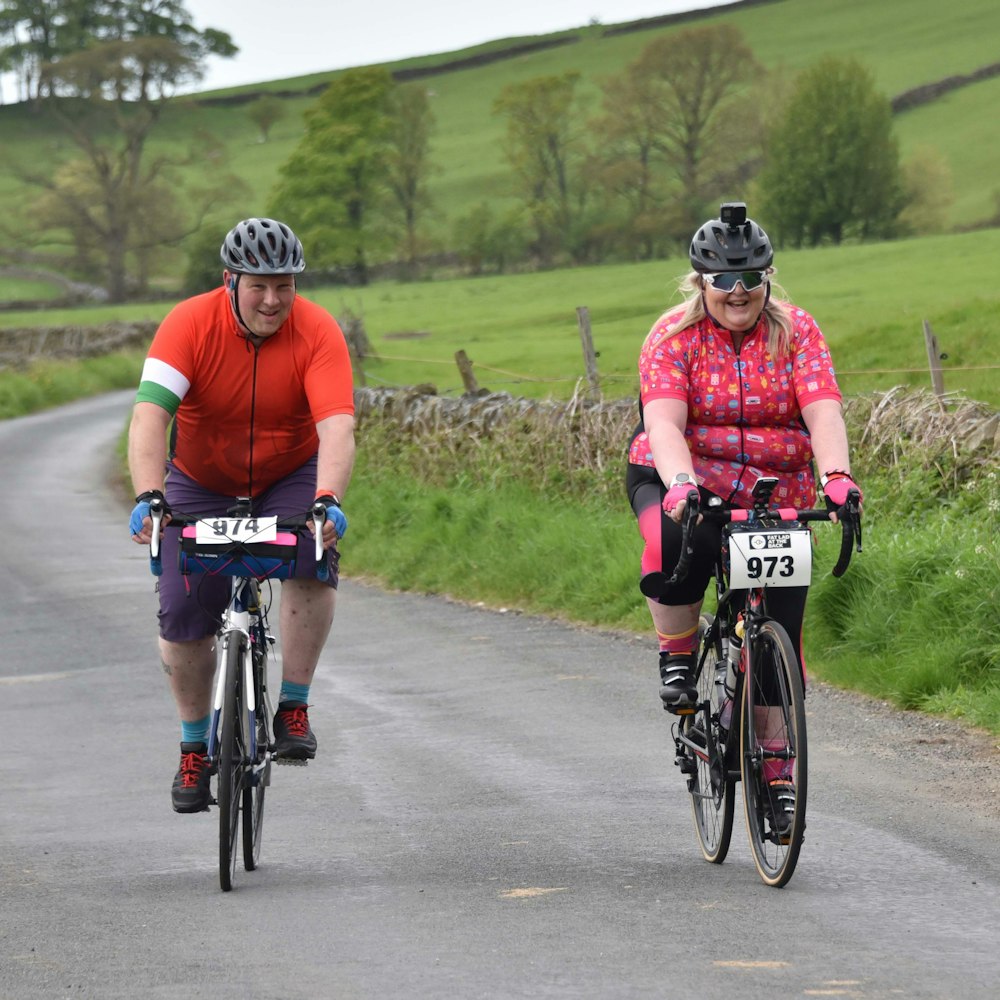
[171,741,213,813]
[764,779,796,841]
[659,652,697,714]
[273,702,317,760]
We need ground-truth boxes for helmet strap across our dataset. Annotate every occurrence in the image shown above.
[225,272,254,337]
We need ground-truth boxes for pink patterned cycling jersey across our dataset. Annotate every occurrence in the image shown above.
[628,304,841,510]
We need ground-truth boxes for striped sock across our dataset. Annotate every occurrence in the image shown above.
[279,680,310,706]
[656,624,698,656]
[181,714,211,746]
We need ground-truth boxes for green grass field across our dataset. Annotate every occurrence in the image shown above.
[4,227,999,408]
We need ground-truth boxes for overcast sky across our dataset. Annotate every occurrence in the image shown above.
[180,0,731,91]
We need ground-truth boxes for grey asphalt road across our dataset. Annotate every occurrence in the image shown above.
[1,392,998,1000]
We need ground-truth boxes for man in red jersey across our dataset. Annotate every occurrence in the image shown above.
[128,218,355,812]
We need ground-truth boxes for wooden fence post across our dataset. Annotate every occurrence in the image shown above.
[576,306,600,401]
[922,319,945,401]
[454,349,480,395]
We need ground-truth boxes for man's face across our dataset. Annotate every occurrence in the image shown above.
[226,271,296,338]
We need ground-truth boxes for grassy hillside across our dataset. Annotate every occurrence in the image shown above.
[1,0,999,278]
[3,228,999,409]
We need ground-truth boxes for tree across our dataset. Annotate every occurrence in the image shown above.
[270,67,396,285]
[385,83,436,279]
[623,25,764,242]
[0,1,238,300]
[897,146,953,236]
[247,94,286,143]
[590,59,672,259]
[758,56,905,246]
[492,72,587,265]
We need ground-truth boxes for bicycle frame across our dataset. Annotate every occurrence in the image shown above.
[207,576,269,768]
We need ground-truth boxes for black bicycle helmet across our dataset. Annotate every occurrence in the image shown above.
[689,202,773,272]
[220,217,305,274]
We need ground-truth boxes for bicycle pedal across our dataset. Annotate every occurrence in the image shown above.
[274,757,309,767]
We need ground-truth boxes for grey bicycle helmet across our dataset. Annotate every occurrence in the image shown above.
[689,202,773,272]
[220,217,305,274]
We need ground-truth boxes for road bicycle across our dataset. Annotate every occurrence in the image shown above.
[668,476,862,887]
[148,497,328,892]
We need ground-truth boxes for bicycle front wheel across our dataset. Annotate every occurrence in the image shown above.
[218,634,249,892]
[739,618,807,888]
[685,613,735,864]
[242,644,270,871]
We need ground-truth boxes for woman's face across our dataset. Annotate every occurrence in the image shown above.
[702,274,768,332]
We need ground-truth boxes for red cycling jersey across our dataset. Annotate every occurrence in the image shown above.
[628,303,841,509]
[136,287,354,496]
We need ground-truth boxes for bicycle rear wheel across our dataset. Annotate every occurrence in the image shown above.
[739,618,807,888]
[242,642,270,871]
[684,613,735,864]
[218,634,248,892]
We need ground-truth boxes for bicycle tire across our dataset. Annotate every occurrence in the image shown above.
[242,641,270,871]
[684,613,736,863]
[739,618,807,888]
[218,633,247,892]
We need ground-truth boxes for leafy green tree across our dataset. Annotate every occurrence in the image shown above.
[271,67,395,285]
[1,0,237,300]
[247,94,286,143]
[631,25,763,241]
[898,146,953,236]
[452,202,528,275]
[758,56,905,246]
[386,83,436,279]
[492,72,587,266]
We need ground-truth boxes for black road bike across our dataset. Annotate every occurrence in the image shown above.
[670,477,861,887]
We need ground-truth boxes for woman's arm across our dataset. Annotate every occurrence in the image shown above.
[800,398,852,477]
[644,397,696,522]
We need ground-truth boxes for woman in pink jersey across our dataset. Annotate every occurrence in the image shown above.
[626,203,862,727]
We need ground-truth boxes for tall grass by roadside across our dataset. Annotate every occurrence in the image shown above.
[0,351,144,420]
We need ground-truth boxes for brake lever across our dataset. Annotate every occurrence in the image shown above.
[311,500,329,582]
[149,497,164,576]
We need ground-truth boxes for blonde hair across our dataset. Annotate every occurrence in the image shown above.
[668,270,794,357]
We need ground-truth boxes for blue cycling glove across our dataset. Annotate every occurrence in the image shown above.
[315,494,348,539]
[130,489,167,537]
[130,500,151,536]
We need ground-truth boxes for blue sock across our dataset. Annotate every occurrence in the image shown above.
[279,681,310,706]
[181,715,211,746]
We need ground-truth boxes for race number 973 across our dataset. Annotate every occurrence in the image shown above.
[728,528,812,589]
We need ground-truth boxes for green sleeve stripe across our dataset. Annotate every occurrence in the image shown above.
[135,381,181,413]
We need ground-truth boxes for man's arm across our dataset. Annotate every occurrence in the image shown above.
[128,401,172,497]
[313,413,356,546]
[314,413,356,502]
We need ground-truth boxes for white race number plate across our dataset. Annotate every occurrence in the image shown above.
[195,515,278,544]
[729,528,812,588]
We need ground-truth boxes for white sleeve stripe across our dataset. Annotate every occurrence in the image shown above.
[140,357,190,398]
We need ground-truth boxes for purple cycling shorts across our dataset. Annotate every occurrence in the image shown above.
[156,456,339,642]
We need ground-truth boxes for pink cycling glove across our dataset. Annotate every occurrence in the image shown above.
[662,483,698,515]
[822,472,863,508]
